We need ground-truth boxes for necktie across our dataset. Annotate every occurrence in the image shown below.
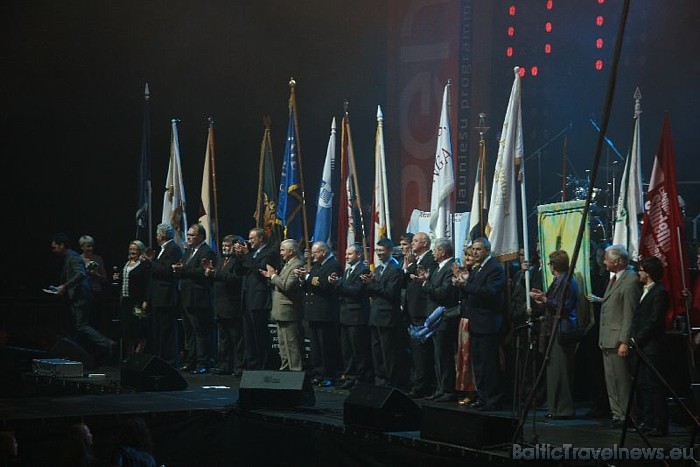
[610,274,617,287]
[344,266,352,279]
[376,265,385,278]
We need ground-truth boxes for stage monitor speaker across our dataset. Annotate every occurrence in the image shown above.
[120,354,187,391]
[50,337,95,370]
[238,370,315,409]
[343,383,420,432]
[421,405,519,448]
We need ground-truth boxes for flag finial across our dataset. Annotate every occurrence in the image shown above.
[474,112,490,138]
[344,99,350,117]
[633,87,642,118]
[144,83,150,101]
[263,115,271,129]
[289,77,296,89]
[377,105,383,122]
[208,116,215,126]
[513,66,520,76]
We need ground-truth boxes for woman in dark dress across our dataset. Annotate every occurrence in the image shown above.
[115,240,151,360]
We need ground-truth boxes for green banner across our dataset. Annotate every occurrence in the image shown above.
[537,200,593,331]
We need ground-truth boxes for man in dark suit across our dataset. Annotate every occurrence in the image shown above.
[205,235,245,376]
[237,227,278,370]
[631,256,669,436]
[51,233,115,358]
[403,232,438,398]
[173,224,216,374]
[146,223,182,365]
[456,237,506,410]
[363,238,408,389]
[419,237,459,401]
[297,241,342,386]
[330,244,373,389]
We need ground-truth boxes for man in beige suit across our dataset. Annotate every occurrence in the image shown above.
[589,244,641,427]
[262,239,305,371]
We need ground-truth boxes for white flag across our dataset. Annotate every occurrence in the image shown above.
[162,119,188,246]
[429,83,455,240]
[312,118,336,246]
[486,68,521,260]
[468,159,488,242]
[199,124,216,253]
[373,105,392,264]
[612,90,643,260]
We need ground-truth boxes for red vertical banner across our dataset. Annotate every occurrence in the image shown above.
[386,0,461,230]
[640,113,689,327]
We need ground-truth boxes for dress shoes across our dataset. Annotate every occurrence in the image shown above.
[179,363,195,372]
[339,379,355,390]
[213,368,233,375]
[424,391,444,401]
[407,389,431,399]
[434,393,459,402]
[318,378,334,388]
[191,367,209,375]
[467,400,485,409]
[610,418,632,429]
[457,396,473,406]
[310,376,323,385]
[545,413,574,420]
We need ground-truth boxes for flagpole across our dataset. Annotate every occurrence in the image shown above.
[289,78,311,266]
[474,113,490,239]
[378,106,392,241]
[145,83,153,248]
[515,87,532,313]
[446,79,455,248]
[344,100,369,261]
[561,135,567,202]
[208,117,220,250]
[255,117,271,228]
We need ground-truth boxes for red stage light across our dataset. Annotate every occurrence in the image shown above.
[595,60,603,70]
[596,15,604,26]
[596,38,604,49]
[506,47,513,57]
[509,5,516,16]
[544,43,551,54]
[545,22,552,33]
[546,0,553,10]
[508,26,515,37]
[518,67,526,77]
[531,66,538,76]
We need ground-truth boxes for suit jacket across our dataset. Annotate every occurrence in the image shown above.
[212,255,244,319]
[242,244,278,311]
[121,261,151,306]
[149,240,182,307]
[270,256,304,322]
[461,256,506,334]
[368,258,403,327]
[599,267,641,349]
[61,249,91,302]
[423,258,459,331]
[630,282,668,355]
[404,250,438,322]
[302,256,342,322]
[336,261,370,326]
[179,242,216,308]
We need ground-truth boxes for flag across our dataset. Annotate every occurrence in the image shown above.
[198,119,218,255]
[337,109,366,267]
[370,105,392,265]
[468,157,488,242]
[135,83,152,246]
[312,118,336,246]
[429,83,455,240]
[612,89,643,261]
[162,119,188,246]
[486,68,521,260]
[254,117,280,245]
[640,113,689,327]
[276,98,303,241]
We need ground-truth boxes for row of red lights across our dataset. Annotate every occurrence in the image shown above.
[505,1,608,75]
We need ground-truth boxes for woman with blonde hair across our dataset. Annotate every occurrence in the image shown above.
[114,241,151,360]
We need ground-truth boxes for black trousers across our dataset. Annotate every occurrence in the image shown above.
[242,308,271,370]
[471,332,504,407]
[636,351,668,429]
[308,321,338,378]
[371,325,408,388]
[432,316,459,395]
[218,315,245,373]
[70,297,112,353]
[340,324,373,383]
[409,319,436,394]
[183,306,214,367]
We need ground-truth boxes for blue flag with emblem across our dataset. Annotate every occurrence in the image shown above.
[276,106,303,240]
[312,118,336,246]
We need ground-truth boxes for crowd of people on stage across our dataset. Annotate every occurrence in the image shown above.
[50,223,676,436]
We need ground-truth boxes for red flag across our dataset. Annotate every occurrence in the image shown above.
[640,114,689,327]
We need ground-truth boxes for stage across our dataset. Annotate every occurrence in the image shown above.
[1,357,697,466]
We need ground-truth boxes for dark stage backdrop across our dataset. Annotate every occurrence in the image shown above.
[2,1,700,299]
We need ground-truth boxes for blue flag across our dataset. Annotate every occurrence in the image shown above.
[312,118,336,246]
[276,106,303,240]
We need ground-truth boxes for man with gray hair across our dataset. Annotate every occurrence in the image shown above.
[146,223,182,364]
[589,244,641,427]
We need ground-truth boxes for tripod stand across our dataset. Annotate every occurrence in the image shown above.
[511,318,542,443]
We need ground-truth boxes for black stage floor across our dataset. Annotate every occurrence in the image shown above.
[2,361,699,466]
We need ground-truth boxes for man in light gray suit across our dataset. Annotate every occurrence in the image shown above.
[262,239,305,371]
[589,244,641,427]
